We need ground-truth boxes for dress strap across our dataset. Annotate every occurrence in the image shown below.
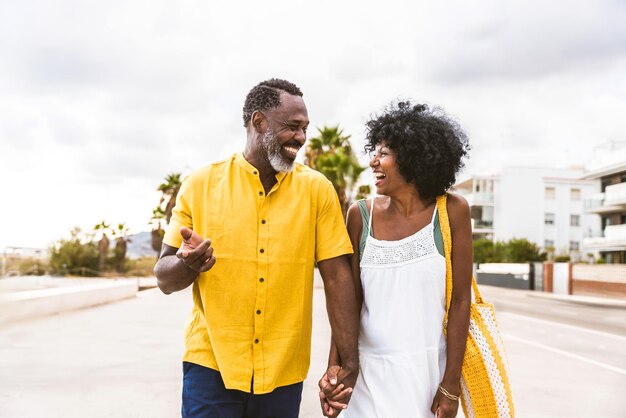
[369,196,375,231]
[357,200,370,260]
[431,204,439,223]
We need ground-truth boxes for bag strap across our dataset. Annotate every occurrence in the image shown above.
[436,194,483,323]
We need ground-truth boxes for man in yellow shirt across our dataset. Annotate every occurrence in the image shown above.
[154,78,359,418]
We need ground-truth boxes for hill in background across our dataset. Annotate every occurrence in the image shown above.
[125,231,158,259]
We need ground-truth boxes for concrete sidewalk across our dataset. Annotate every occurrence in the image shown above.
[0,286,189,417]
[0,283,334,418]
[2,277,624,417]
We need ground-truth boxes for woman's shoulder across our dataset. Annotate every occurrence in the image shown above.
[445,192,469,212]
[346,200,366,236]
[444,192,470,230]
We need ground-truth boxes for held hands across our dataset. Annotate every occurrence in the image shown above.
[318,365,355,417]
[176,227,216,272]
[431,383,460,418]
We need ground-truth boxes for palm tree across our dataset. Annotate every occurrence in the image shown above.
[150,207,166,253]
[151,173,182,253]
[159,173,182,223]
[94,220,111,274]
[304,126,366,217]
[112,223,130,273]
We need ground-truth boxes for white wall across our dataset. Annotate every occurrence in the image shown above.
[495,167,548,245]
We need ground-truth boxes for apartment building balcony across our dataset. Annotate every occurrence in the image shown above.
[583,224,626,251]
[466,192,495,207]
[606,182,626,205]
[584,183,626,214]
[471,219,494,234]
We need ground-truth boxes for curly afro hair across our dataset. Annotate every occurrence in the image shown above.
[242,78,303,127]
[365,100,470,198]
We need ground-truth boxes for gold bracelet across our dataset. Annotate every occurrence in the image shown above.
[438,385,460,401]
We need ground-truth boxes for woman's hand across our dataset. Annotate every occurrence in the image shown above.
[318,365,353,417]
[431,385,460,418]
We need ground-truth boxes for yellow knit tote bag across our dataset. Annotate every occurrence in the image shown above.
[437,194,515,418]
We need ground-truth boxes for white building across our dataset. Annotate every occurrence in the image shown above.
[581,141,626,263]
[454,167,600,261]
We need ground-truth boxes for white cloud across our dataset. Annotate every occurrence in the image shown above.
[1,0,625,248]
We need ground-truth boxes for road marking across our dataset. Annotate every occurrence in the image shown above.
[503,333,626,376]
[499,311,626,342]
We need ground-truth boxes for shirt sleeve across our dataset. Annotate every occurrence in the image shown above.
[315,179,354,262]
[163,174,193,249]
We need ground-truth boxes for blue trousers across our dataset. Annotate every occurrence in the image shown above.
[182,362,303,418]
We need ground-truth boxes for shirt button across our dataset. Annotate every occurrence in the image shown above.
[260,248,264,253]
[261,219,266,224]
[253,170,257,175]
[254,339,259,344]
[259,278,264,283]
[259,191,263,196]
[256,310,261,315]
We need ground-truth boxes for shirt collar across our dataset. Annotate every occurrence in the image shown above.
[234,152,289,184]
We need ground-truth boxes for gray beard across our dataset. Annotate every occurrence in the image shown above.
[262,129,295,172]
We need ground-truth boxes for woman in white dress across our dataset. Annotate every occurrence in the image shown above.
[319,101,473,418]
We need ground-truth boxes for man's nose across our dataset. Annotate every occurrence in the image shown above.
[295,128,306,144]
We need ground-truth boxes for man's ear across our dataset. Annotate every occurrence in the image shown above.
[251,111,268,133]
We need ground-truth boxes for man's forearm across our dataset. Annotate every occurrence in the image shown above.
[154,255,198,294]
[322,270,359,369]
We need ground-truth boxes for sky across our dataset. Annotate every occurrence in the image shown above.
[1,0,625,249]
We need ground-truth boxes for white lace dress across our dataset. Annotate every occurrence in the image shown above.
[344,199,447,418]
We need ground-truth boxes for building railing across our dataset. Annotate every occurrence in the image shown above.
[605,182,626,206]
[583,224,626,247]
[472,192,494,203]
[605,224,626,241]
[474,220,494,228]
[471,219,494,230]
[583,193,605,211]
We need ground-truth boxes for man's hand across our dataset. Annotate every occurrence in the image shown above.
[318,365,355,417]
[176,227,216,272]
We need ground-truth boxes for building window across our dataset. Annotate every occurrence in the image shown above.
[544,240,554,248]
[570,241,580,251]
[545,213,555,225]
[570,214,580,226]
[570,188,581,201]
[545,187,556,199]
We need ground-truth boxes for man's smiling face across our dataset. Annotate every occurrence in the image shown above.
[261,93,309,172]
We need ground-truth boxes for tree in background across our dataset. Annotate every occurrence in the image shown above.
[473,238,546,264]
[49,227,99,276]
[473,239,497,264]
[112,223,130,273]
[304,126,366,216]
[94,220,110,273]
[506,238,546,262]
[151,173,182,254]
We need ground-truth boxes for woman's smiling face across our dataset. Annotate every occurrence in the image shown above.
[369,142,408,195]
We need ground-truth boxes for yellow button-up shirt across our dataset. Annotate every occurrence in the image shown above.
[163,153,352,394]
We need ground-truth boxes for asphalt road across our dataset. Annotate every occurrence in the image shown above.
[302,283,626,418]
